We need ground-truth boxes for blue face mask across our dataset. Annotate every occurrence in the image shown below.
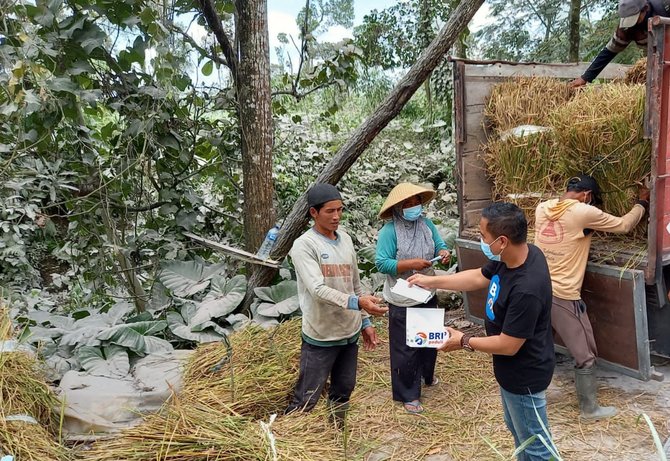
[402,204,423,221]
[480,236,503,261]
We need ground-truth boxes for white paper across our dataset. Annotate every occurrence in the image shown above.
[405,308,449,348]
[391,278,434,304]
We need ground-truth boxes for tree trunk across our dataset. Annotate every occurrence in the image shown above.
[244,0,484,307]
[236,0,276,257]
[568,0,581,62]
[418,0,433,119]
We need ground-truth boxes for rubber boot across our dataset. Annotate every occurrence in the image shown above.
[326,399,349,430]
[574,367,617,420]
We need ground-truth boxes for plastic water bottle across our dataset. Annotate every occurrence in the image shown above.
[256,225,280,260]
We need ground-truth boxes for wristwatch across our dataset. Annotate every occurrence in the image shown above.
[461,334,475,352]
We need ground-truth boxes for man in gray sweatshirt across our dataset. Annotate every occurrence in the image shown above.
[285,183,388,424]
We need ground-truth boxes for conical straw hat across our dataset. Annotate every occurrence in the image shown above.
[378,183,436,219]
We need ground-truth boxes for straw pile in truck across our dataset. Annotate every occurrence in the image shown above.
[483,76,651,239]
[623,57,647,85]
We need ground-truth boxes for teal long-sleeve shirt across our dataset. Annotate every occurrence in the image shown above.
[375,218,448,276]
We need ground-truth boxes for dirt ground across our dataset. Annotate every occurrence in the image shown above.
[547,355,670,461]
[354,308,670,461]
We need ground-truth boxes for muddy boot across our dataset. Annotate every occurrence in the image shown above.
[575,367,617,420]
[326,399,349,430]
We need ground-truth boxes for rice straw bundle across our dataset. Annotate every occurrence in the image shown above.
[484,77,650,241]
[181,319,302,418]
[0,420,68,461]
[551,84,651,220]
[79,391,344,460]
[484,131,559,196]
[551,84,646,160]
[79,399,268,461]
[482,129,559,223]
[268,409,345,460]
[484,77,574,133]
[0,308,67,460]
[623,57,647,85]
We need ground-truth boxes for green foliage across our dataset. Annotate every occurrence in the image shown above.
[297,0,355,36]
[352,0,457,122]
[472,0,643,65]
[252,280,300,321]
[166,303,229,343]
[77,344,130,378]
[11,264,249,378]
[96,319,172,354]
[272,83,459,251]
[188,274,247,325]
[156,261,248,340]
[16,299,173,379]
[0,0,246,309]
[354,0,456,69]
[158,260,228,297]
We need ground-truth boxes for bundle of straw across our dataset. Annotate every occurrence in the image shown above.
[551,83,651,220]
[0,420,68,461]
[484,77,574,134]
[484,77,650,241]
[0,308,67,460]
[181,319,302,418]
[81,398,343,461]
[624,57,647,85]
[79,399,269,461]
[483,130,559,221]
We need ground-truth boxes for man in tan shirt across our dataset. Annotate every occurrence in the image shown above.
[534,174,649,420]
[285,183,387,427]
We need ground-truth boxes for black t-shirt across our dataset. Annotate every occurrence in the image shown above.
[481,244,555,394]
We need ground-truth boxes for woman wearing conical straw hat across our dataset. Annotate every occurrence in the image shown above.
[375,182,451,414]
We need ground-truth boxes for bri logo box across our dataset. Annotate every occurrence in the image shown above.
[405,307,449,348]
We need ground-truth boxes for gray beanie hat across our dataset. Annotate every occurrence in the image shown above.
[307,183,342,208]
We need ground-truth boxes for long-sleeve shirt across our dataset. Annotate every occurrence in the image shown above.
[375,218,449,307]
[534,199,645,300]
[289,227,370,345]
[582,1,670,82]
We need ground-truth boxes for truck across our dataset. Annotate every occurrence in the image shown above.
[451,17,670,381]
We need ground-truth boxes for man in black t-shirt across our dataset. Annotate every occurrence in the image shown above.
[409,202,556,461]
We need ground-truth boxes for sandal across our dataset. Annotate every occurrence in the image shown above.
[403,400,424,414]
[422,376,439,386]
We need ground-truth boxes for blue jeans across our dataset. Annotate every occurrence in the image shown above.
[500,387,555,461]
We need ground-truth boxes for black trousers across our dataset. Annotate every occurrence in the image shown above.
[389,298,438,402]
[285,339,358,413]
